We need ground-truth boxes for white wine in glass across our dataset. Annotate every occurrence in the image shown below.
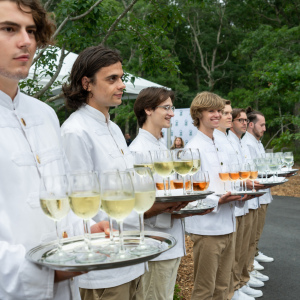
[39,175,75,263]
[188,148,201,194]
[69,171,105,263]
[132,150,155,175]
[129,167,158,255]
[101,170,135,260]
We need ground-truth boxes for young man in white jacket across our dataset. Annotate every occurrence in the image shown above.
[130,87,213,300]
[0,1,109,299]
[185,92,248,300]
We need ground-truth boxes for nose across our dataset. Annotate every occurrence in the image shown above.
[118,78,126,90]
[18,29,32,48]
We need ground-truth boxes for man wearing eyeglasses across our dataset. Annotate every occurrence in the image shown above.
[130,87,197,300]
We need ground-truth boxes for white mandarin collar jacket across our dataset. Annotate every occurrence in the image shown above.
[129,128,186,261]
[242,132,272,205]
[185,130,236,236]
[0,89,82,300]
[214,129,247,217]
[61,104,145,290]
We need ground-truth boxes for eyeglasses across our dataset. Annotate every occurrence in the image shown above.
[156,105,175,112]
[233,118,249,124]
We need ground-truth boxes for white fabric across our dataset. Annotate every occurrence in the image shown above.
[61,104,145,289]
[184,130,236,235]
[242,132,272,205]
[129,128,185,261]
[213,129,246,217]
[0,89,81,300]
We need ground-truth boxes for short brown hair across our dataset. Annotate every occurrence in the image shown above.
[10,0,56,48]
[134,87,175,127]
[246,107,264,124]
[232,108,246,120]
[190,91,224,128]
[63,45,123,110]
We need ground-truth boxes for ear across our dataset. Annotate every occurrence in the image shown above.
[82,76,91,91]
[248,122,254,129]
[145,108,152,116]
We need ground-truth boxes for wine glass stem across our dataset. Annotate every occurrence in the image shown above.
[183,176,186,194]
[224,182,226,192]
[117,221,126,253]
[109,217,114,244]
[139,213,145,245]
[252,180,254,191]
[55,220,63,252]
[163,178,167,196]
[190,176,194,194]
[83,219,92,252]
[244,180,247,192]
[168,177,172,195]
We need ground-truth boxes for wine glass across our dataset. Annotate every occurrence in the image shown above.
[219,164,230,193]
[269,157,280,182]
[229,164,240,192]
[100,170,135,260]
[283,151,294,171]
[254,158,265,183]
[166,169,175,196]
[132,151,155,175]
[172,148,193,195]
[192,171,210,207]
[262,157,271,182]
[249,162,258,191]
[39,175,75,263]
[239,163,250,191]
[153,150,174,196]
[68,171,105,263]
[129,167,158,255]
[188,148,201,194]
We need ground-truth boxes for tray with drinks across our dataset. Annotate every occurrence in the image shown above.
[171,199,216,215]
[277,168,299,176]
[216,191,267,197]
[26,231,176,272]
[155,189,215,203]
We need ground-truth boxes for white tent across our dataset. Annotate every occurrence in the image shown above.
[27,47,168,99]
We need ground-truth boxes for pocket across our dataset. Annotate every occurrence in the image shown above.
[38,147,63,165]
[11,151,36,166]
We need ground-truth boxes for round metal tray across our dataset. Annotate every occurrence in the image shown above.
[156,191,214,203]
[216,191,267,197]
[26,231,176,272]
[171,201,216,215]
[257,179,288,186]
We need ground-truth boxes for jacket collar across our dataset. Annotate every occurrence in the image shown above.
[0,88,20,110]
[80,104,110,124]
[197,129,215,145]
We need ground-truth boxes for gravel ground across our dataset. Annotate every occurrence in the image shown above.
[176,167,299,299]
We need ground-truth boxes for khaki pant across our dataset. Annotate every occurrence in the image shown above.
[255,204,269,256]
[80,277,142,300]
[190,233,234,300]
[135,258,181,300]
[238,212,253,289]
[227,215,245,299]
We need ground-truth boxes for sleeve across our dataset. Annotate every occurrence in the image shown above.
[145,213,172,229]
[0,241,55,300]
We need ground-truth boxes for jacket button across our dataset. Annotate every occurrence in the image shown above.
[36,155,41,164]
[21,118,26,126]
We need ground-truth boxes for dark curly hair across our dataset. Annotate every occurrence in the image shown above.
[63,45,123,110]
[10,0,56,48]
[246,106,264,124]
[133,87,175,128]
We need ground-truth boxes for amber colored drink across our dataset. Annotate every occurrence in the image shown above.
[193,181,208,191]
[239,171,250,180]
[219,173,229,181]
[173,180,191,190]
[156,181,175,190]
[229,172,239,181]
[249,171,258,180]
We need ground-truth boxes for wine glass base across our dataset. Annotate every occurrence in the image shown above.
[110,250,136,261]
[75,252,107,263]
[130,244,160,256]
[98,243,120,255]
[45,250,75,263]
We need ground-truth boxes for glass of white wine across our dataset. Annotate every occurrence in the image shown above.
[132,151,155,175]
[172,148,193,195]
[101,170,136,260]
[153,150,174,196]
[129,167,158,255]
[68,171,105,263]
[188,148,201,194]
[40,175,75,263]
[283,151,294,171]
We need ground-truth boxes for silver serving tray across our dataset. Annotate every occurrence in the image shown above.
[156,191,214,203]
[171,201,216,215]
[257,179,288,186]
[26,231,176,272]
[278,169,298,177]
[216,191,267,197]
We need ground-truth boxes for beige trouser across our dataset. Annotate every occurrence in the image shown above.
[135,258,181,300]
[238,212,253,289]
[80,276,142,300]
[190,233,234,300]
[227,215,245,299]
[255,204,269,256]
